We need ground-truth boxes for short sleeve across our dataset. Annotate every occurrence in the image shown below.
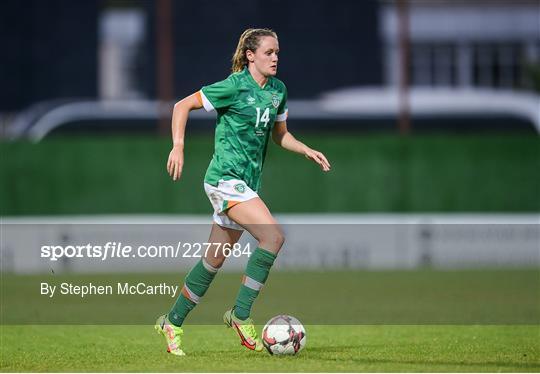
[200,76,237,112]
[276,84,288,122]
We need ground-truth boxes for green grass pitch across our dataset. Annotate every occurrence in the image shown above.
[1,325,538,372]
[1,270,539,372]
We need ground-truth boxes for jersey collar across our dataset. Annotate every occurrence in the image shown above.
[243,67,272,90]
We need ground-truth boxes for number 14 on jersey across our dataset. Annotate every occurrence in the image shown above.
[255,107,270,128]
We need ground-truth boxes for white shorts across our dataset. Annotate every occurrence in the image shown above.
[204,179,259,230]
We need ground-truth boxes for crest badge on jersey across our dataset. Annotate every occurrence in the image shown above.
[234,183,246,193]
[271,94,280,109]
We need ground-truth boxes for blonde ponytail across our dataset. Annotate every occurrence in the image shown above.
[231,28,278,73]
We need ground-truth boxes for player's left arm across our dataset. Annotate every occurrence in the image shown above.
[272,121,331,172]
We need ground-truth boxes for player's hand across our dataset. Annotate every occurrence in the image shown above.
[304,148,331,172]
[167,145,184,181]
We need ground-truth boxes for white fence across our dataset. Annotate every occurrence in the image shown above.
[6,88,540,142]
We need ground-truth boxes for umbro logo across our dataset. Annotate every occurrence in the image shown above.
[247,96,256,105]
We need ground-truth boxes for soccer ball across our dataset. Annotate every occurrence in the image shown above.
[262,315,306,355]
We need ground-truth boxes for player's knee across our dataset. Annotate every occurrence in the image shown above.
[275,231,285,249]
[264,229,285,250]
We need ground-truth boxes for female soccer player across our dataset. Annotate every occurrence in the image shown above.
[155,28,331,356]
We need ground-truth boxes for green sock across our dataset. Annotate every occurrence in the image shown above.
[168,259,218,326]
[234,247,277,320]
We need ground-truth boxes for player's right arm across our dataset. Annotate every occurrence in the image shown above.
[167,92,203,181]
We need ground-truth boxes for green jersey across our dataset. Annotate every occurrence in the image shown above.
[200,67,288,192]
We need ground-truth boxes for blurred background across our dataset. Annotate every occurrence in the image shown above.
[1,0,539,214]
[0,0,539,327]
[1,0,539,272]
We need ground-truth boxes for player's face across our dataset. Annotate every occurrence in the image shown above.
[249,36,279,77]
